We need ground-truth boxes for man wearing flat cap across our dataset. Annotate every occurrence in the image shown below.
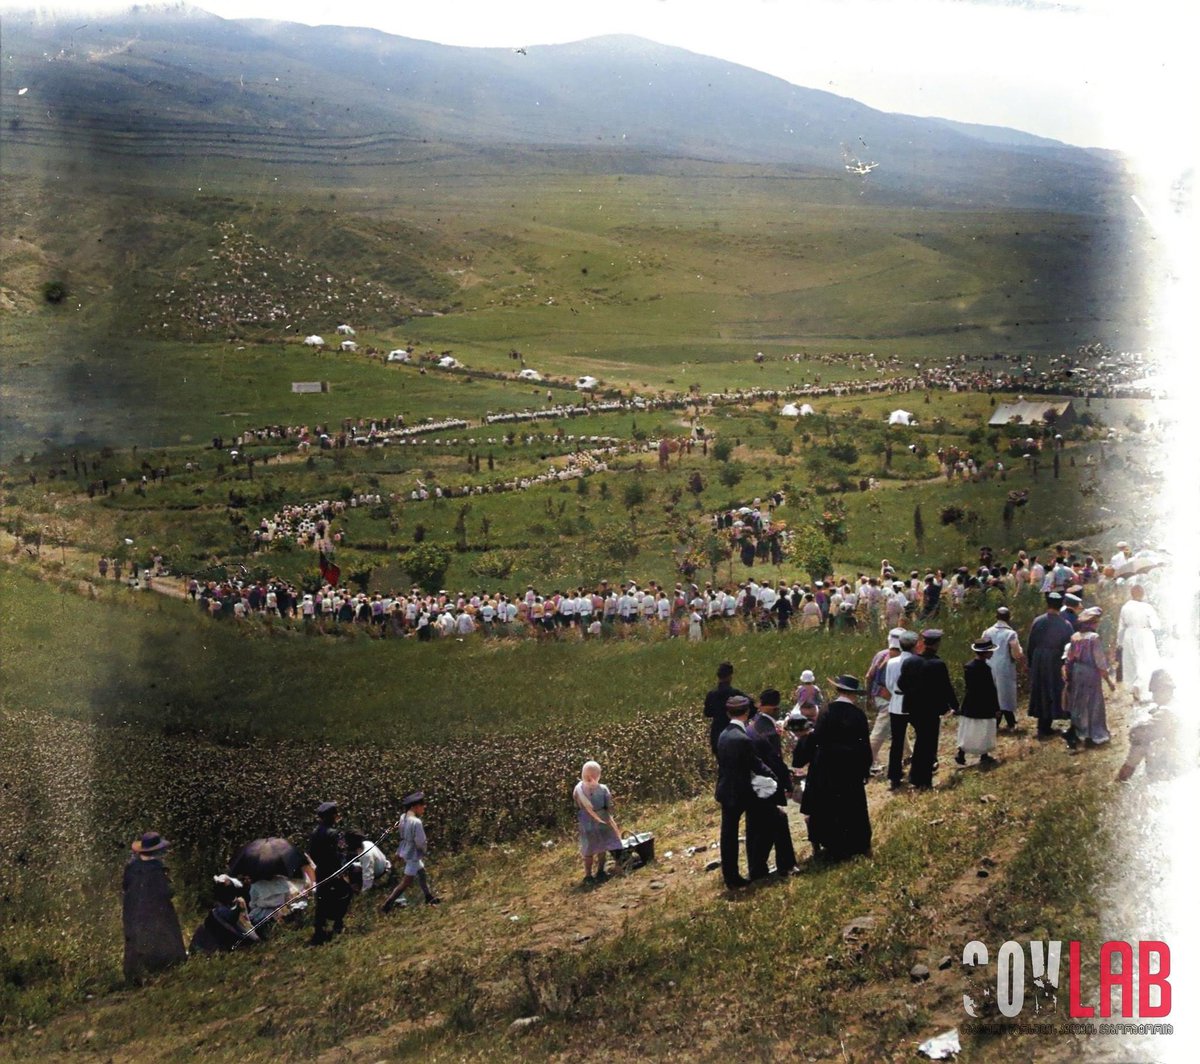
[898,630,958,789]
[1026,593,1074,738]
[308,801,352,946]
[715,694,772,888]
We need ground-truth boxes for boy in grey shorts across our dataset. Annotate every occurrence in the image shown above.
[380,792,442,912]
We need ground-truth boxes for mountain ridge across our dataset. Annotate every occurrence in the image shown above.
[0,6,1127,212]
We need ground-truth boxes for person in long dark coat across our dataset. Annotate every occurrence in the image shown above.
[902,630,959,788]
[122,832,186,984]
[703,661,750,758]
[1026,593,1075,736]
[747,689,797,878]
[796,676,872,861]
[308,801,352,946]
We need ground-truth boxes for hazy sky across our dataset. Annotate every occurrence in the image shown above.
[4,0,1193,153]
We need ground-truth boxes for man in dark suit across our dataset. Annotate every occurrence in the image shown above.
[747,689,797,877]
[704,661,751,758]
[903,630,959,789]
[715,695,771,888]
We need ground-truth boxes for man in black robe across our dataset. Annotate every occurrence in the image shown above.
[747,689,797,878]
[703,661,751,758]
[902,629,959,789]
[1026,593,1075,737]
[795,676,873,861]
[308,801,352,946]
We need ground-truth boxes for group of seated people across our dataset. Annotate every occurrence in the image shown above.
[189,833,392,955]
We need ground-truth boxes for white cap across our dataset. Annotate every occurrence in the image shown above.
[800,669,816,683]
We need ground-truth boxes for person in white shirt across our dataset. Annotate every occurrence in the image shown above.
[638,594,654,622]
[656,594,672,622]
[885,631,918,788]
[558,593,576,626]
[455,611,475,636]
[345,832,392,892]
[1110,541,1132,572]
[1028,557,1046,592]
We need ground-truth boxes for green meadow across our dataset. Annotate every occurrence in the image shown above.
[0,127,1159,1060]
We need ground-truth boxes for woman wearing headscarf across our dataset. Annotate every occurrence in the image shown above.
[1063,606,1116,748]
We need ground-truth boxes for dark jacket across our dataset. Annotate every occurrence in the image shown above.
[899,651,959,718]
[704,682,749,755]
[307,824,344,881]
[797,697,873,859]
[748,712,790,805]
[960,658,1001,719]
[715,721,767,809]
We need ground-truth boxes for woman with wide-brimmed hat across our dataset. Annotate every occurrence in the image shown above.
[122,832,186,983]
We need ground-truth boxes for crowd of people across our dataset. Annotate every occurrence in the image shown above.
[705,541,1171,887]
[188,532,1160,651]
[121,536,1171,987]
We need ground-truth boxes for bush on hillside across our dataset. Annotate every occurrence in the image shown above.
[402,543,451,592]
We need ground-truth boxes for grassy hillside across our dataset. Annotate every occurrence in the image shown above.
[1,158,1146,455]
[0,552,1141,1060]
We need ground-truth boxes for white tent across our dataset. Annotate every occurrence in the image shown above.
[336,324,356,336]
[437,356,460,369]
[517,368,543,381]
[303,335,325,347]
[780,403,801,417]
[340,340,358,352]
[799,403,815,416]
[386,349,411,363]
[888,409,915,426]
[575,375,599,390]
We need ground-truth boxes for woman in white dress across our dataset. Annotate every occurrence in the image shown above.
[1117,584,1160,702]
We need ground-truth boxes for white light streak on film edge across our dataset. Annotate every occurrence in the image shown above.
[1127,46,1199,1060]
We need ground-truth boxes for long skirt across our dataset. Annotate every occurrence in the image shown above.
[1067,668,1110,743]
[956,716,997,755]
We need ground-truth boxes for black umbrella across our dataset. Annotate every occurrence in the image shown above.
[229,837,305,880]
